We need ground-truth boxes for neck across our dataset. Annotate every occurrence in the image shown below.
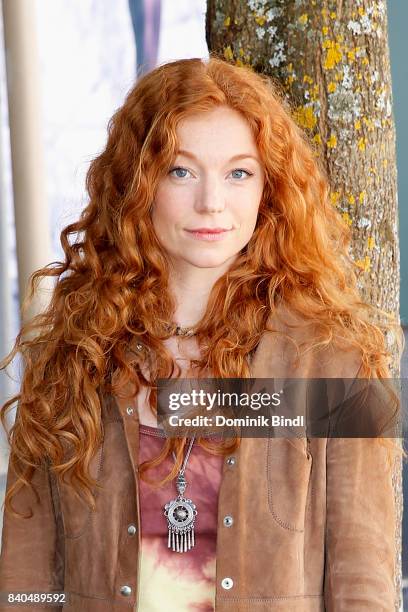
[168,259,233,327]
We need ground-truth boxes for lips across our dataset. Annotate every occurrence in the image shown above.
[185,228,230,233]
[184,227,232,242]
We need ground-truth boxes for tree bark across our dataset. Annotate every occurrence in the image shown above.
[206,1,402,609]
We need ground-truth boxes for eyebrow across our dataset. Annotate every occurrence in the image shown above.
[176,149,261,164]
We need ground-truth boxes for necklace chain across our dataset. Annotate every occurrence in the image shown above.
[172,436,196,473]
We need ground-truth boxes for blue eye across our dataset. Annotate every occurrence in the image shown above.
[230,169,252,179]
[169,167,191,179]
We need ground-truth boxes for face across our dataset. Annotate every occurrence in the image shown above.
[151,106,265,273]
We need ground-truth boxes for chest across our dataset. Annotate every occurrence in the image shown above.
[136,336,212,427]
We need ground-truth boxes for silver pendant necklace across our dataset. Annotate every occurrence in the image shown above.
[163,436,197,553]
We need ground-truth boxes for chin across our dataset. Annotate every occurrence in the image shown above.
[183,255,235,268]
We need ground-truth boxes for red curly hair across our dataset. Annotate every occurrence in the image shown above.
[1,54,404,516]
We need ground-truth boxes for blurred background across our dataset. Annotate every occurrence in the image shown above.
[0,0,208,447]
[0,0,407,606]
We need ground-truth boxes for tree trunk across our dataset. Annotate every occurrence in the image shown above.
[206,1,402,609]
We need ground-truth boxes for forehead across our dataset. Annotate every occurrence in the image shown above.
[174,107,260,159]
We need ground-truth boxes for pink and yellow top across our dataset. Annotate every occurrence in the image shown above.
[138,424,224,611]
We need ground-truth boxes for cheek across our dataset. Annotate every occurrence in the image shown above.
[235,189,262,221]
[152,191,171,221]
[152,193,186,231]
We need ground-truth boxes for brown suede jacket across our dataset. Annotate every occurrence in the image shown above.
[0,308,397,611]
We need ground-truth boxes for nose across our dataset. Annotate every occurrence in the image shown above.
[194,176,226,213]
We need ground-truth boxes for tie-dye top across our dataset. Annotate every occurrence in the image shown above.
[137,424,224,612]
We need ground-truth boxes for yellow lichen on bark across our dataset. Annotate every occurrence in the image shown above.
[255,15,266,26]
[293,105,317,130]
[327,133,337,148]
[358,137,367,151]
[223,45,233,61]
[355,256,371,272]
[323,40,342,69]
[330,191,341,206]
[342,212,352,225]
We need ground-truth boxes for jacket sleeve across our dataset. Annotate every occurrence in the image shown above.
[323,433,397,608]
[0,451,65,611]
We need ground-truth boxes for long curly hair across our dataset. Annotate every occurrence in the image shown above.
[1,54,404,516]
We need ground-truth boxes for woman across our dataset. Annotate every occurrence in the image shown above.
[0,55,404,611]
